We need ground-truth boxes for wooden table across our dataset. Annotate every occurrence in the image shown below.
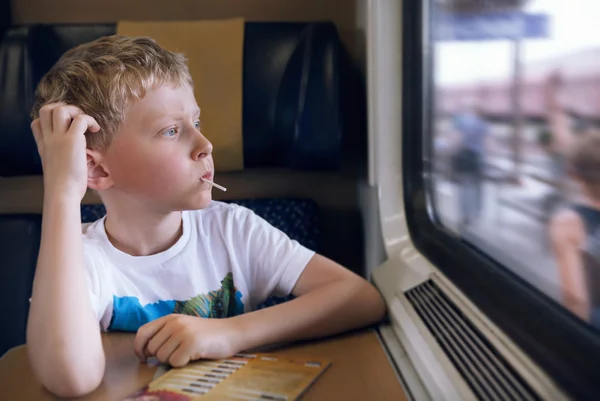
[0,329,407,400]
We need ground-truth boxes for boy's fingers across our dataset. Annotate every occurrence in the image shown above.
[30,119,42,144]
[156,338,182,365]
[38,102,64,135]
[134,317,168,360]
[67,114,101,137]
[145,326,172,357]
[168,345,191,368]
[52,105,86,135]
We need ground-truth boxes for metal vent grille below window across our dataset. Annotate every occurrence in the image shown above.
[405,280,541,401]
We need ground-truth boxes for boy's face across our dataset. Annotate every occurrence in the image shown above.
[103,83,215,211]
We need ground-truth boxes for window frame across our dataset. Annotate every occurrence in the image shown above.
[401,0,600,399]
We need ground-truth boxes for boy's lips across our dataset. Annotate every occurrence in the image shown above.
[201,172,213,181]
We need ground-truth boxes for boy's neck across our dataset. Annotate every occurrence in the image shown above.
[102,203,184,257]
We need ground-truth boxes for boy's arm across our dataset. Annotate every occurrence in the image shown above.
[133,253,385,365]
[26,104,105,398]
[233,253,386,351]
[134,211,385,365]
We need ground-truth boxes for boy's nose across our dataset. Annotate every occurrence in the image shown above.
[192,134,213,160]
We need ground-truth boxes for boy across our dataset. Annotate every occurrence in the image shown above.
[26,35,386,397]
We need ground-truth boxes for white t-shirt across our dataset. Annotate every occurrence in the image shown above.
[82,201,315,332]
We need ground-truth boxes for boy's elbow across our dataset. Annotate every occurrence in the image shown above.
[355,280,387,324]
[369,284,387,322]
[31,351,105,398]
[43,363,104,398]
[45,372,103,398]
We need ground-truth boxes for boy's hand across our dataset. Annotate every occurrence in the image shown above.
[31,103,101,200]
[134,314,243,367]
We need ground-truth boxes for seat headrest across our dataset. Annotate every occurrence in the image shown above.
[0,22,344,176]
[0,27,41,176]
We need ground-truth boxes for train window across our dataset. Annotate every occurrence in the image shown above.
[402,0,600,398]
[432,0,600,329]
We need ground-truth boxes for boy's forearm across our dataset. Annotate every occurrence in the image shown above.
[232,279,386,352]
[27,193,105,397]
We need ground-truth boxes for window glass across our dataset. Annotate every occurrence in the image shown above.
[431,0,600,330]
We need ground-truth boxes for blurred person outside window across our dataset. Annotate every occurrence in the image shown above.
[549,130,600,328]
[450,99,490,230]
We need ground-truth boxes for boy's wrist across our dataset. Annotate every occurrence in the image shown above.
[42,191,83,223]
[43,189,83,208]
[228,315,253,353]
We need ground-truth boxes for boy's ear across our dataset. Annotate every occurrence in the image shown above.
[86,149,113,191]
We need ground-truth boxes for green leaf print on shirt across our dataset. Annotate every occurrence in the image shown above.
[173,272,244,318]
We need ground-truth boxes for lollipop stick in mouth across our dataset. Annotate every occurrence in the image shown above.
[200,177,227,192]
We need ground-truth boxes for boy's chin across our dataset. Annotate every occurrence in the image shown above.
[181,192,213,210]
[154,191,213,212]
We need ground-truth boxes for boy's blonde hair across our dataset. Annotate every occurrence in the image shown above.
[31,35,193,150]
[568,129,600,199]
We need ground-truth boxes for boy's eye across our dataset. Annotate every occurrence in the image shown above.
[163,126,179,137]
[194,120,201,130]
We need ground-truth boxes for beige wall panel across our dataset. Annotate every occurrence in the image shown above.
[11,0,357,55]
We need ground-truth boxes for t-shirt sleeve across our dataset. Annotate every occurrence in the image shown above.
[234,206,315,302]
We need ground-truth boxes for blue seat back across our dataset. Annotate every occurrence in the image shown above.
[0,214,41,356]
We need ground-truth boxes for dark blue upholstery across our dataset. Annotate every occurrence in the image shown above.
[0,214,41,357]
[0,22,343,176]
[243,23,342,169]
[0,27,42,176]
[224,198,319,251]
[0,0,9,41]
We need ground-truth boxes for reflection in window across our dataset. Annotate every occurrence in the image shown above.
[431,0,600,329]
